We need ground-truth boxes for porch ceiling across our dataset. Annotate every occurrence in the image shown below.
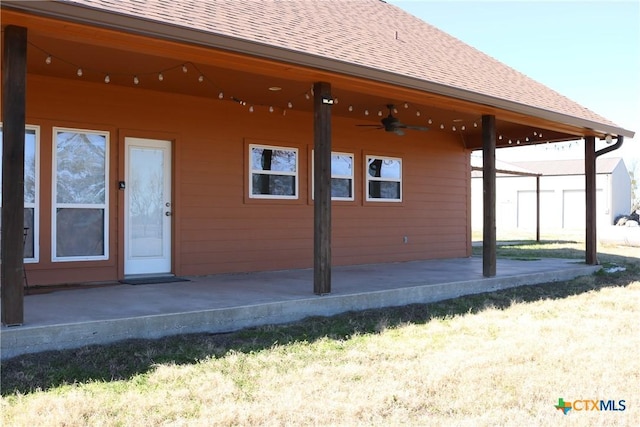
[4,10,583,149]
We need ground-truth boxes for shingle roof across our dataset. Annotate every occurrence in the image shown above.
[4,0,634,137]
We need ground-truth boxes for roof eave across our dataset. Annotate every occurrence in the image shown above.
[2,0,635,139]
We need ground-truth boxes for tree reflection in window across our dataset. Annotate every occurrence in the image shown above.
[250,145,298,198]
[54,129,108,259]
[0,127,38,260]
[367,156,402,201]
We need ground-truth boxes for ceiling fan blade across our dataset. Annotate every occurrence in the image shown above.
[404,125,429,131]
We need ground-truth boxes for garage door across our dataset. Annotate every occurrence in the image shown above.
[517,190,554,229]
[563,189,603,229]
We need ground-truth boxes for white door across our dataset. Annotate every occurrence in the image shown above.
[124,138,172,275]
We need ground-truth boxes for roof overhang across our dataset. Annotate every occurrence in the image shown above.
[1,0,635,142]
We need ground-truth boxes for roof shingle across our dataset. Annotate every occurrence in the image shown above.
[12,0,631,132]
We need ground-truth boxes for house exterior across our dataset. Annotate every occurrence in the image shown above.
[471,157,632,231]
[1,1,635,324]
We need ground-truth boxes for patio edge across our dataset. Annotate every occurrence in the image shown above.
[1,264,599,359]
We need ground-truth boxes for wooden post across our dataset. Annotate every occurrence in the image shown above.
[536,175,541,242]
[482,115,496,277]
[313,82,332,294]
[585,136,598,265]
[1,26,27,326]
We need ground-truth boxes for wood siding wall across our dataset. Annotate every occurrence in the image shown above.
[16,75,470,285]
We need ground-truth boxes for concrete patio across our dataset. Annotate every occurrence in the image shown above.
[1,256,600,359]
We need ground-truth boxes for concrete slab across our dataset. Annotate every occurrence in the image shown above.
[1,257,600,359]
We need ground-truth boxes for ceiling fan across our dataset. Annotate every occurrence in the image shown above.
[357,104,429,136]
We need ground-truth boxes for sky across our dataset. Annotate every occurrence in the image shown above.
[388,0,639,168]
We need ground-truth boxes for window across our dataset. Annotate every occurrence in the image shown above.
[249,144,298,199]
[312,151,355,201]
[0,126,40,262]
[53,128,109,261]
[366,155,402,202]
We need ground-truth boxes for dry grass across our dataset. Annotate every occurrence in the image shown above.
[2,244,639,426]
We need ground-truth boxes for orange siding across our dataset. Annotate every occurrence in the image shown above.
[22,75,470,285]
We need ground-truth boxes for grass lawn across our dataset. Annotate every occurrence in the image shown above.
[2,242,639,426]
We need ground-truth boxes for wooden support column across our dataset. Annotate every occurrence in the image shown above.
[1,25,27,326]
[313,82,332,294]
[482,115,496,277]
[585,136,598,265]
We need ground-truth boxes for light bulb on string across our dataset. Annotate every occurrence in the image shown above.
[269,106,274,113]
[334,98,338,104]
[133,76,140,85]
[249,106,254,113]
[305,93,310,100]
[218,92,224,99]
[364,110,369,116]
[198,75,204,83]
[416,111,421,117]
[76,68,83,77]
[440,124,445,129]
[158,72,164,81]
[393,107,398,114]
[403,103,409,109]
[45,55,52,65]
[288,101,293,109]
[348,105,353,112]
[378,110,383,117]
[182,64,188,73]
[428,119,433,124]
[104,74,110,84]
[452,126,457,131]
[461,125,466,131]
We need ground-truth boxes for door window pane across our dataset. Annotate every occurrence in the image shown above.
[130,147,164,258]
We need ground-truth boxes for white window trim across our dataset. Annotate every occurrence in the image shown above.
[312,150,355,201]
[249,143,298,199]
[365,155,403,202]
[52,127,109,262]
[0,124,40,263]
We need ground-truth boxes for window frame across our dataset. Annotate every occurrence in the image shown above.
[311,150,355,202]
[365,154,403,202]
[248,143,299,200]
[0,124,40,263]
[52,127,110,262]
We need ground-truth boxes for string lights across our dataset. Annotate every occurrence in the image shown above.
[32,41,551,145]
